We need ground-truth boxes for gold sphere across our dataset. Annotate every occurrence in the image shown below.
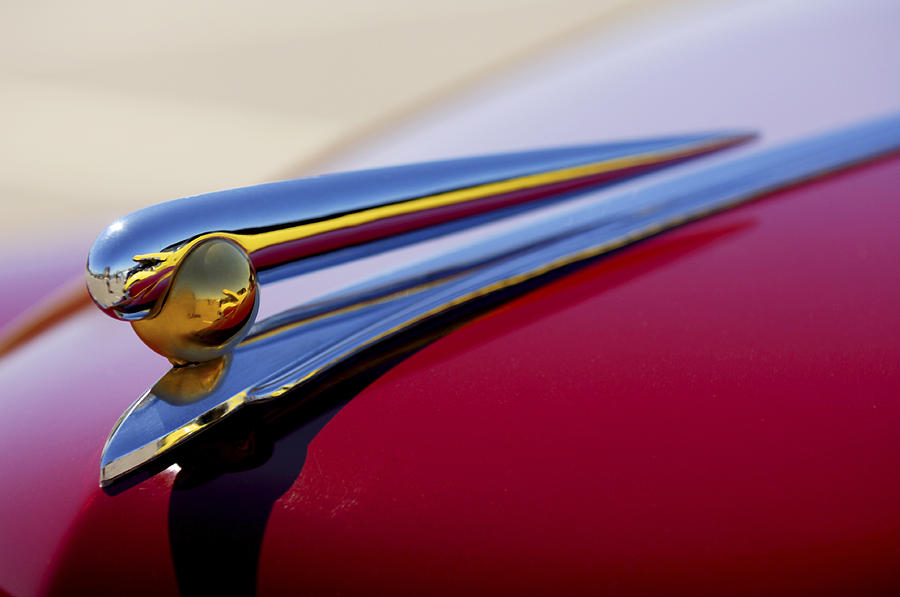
[132,238,258,364]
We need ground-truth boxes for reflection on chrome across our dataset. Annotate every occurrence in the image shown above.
[151,355,232,406]
[98,113,900,486]
[130,239,258,364]
[86,133,751,341]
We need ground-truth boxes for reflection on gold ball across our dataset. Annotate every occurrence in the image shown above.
[132,238,258,364]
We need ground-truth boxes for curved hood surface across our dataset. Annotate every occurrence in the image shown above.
[2,155,899,595]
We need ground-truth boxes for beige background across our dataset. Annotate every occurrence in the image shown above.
[0,0,654,249]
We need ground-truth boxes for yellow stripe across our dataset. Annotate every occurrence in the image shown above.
[237,137,733,253]
[125,136,737,294]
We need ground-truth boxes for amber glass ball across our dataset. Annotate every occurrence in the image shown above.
[132,238,258,364]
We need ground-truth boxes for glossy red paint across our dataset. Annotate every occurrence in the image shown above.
[0,247,89,336]
[1,156,899,595]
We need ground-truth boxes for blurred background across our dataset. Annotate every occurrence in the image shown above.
[1,0,650,250]
[2,0,896,344]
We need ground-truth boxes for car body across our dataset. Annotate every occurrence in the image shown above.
[1,1,899,595]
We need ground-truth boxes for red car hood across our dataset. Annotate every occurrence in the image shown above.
[4,1,900,594]
[1,155,899,595]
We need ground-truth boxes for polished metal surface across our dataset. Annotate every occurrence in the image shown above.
[130,238,259,364]
[86,133,749,326]
[98,112,900,486]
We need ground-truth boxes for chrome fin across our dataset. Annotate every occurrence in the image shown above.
[98,114,900,485]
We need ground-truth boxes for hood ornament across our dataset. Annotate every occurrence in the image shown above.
[129,239,258,365]
[89,117,900,486]
[87,133,750,365]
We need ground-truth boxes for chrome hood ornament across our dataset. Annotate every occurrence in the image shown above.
[86,133,748,363]
[89,114,900,486]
